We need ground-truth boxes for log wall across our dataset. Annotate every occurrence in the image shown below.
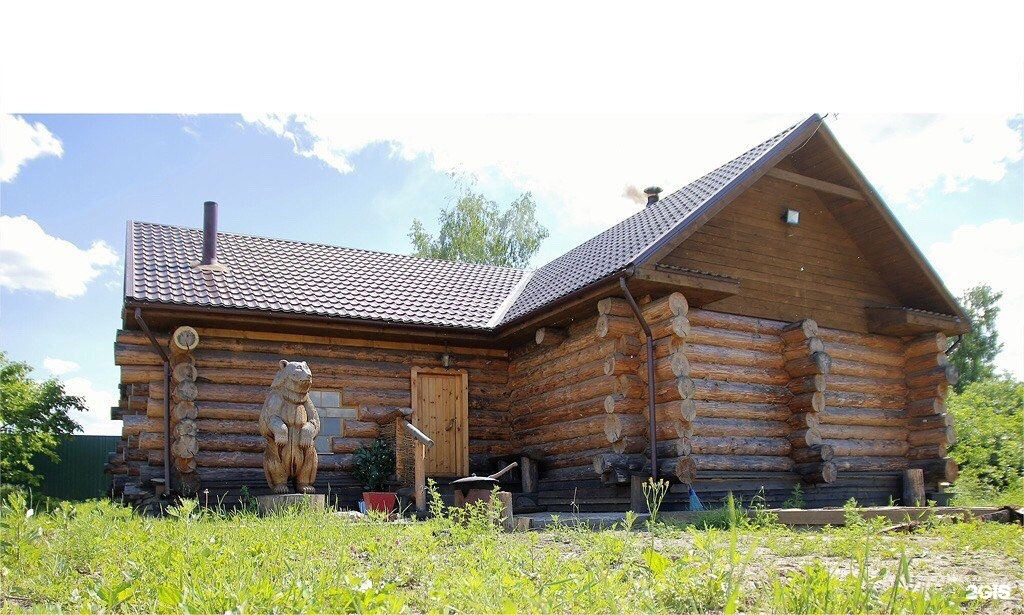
[110,327,510,504]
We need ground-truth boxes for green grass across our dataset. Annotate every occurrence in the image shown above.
[1,489,1021,613]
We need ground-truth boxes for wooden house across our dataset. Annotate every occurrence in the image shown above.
[106,114,968,511]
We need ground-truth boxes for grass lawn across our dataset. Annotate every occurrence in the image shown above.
[1,491,1022,613]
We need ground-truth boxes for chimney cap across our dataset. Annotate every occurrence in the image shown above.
[643,186,662,196]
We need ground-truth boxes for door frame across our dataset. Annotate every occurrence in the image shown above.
[410,366,469,476]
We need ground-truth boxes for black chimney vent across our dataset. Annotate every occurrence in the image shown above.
[201,201,219,266]
[644,186,662,206]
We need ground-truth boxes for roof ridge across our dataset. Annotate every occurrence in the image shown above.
[131,220,528,273]
[486,269,535,329]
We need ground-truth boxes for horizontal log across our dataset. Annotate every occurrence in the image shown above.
[610,435,647,455]
[790,392,824,413]
[791,444,834,463]
[535,327,568,346]
[907,426,956,448]
[829,358,903,380]
[826,342,904,368]
[647,353,691,382]
[605,353,641,376]
[692,417,789,438]
[331,437,376,453]
[603,414,646,442]
[646,399,697,424]
[647,315,691,341]
[782,337,826,363]
[794,461,837,484]
[195,419,259,435]
[909,457,958,483]
[140,432,265,453]
[687,326,782,354]
[195,451,264,468]
[692,400,791,422]
[597,296,633,317]
[602,394,645,416]
[358,405,413,424]
[907,398,945,417]
[819,407,908,427]
[691,436,791,457]
[515,395,608,431]
[593,453,646,474]
[518,415,607,446]
[640,292,689,322]
[342,420,380,439]
[683,343,785,369]
[655,376,696,403]
[596,314,638,338]
[788,429,823,449]
[780,319,818,344]
[788,374,827,395]
[691,454,794,473]
[512,358,609,401]
[904,352,948,373]
[818,423,907,441]
[172,362,197,383]
[512,328,637,377]
[825,438,909,457]
[907,443,948,460]
[515,374,621,414]
[907,383,949,402]
[670,456,698,483]
[787,412,820,430]
[122,415,162,437]
[834,456,908,472]
[824,390,905,411]
[817,327,905,352]
[909,413,954,430]
[692,379,792,404]
[688,361,789,386]
[687,309,787,335]
[784,352,832,377]
[655,419,691,441]
[656,438,693,458]
[826,375,907,397]
[904,333,948,358]
[906,365,959,388]
[343,388,412,407]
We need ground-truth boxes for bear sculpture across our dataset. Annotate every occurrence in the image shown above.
[258,360,320,493]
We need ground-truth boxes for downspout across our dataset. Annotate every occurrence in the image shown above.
[945,334,963,356]
[134,307,171,493]
[618,276,658,480]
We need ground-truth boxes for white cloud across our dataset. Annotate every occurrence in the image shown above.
[245,113,1022,231]
[0,114,64,182]
[62,376,121,436]
[827,114,1022,210]
[0,215,118,298]
[928,219,1024,379]
[43,357,80,375]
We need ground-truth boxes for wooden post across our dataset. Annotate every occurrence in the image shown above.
[902,468,926,506]
[520,455,538,494]
[630,474,650,514]
[414,441,426,513]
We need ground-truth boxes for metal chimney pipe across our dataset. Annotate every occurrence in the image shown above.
[201,201,218,266]
[644,186,662,206]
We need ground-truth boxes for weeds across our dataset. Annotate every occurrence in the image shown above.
[0,490,1019,613]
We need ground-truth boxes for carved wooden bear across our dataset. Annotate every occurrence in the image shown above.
[258,360,320,493]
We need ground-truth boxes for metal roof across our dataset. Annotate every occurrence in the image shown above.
[126,116,820,331]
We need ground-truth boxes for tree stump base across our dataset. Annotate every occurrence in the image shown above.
[256,493,326,516]
[453,489,514,531]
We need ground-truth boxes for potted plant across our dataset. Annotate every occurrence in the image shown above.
[352,438,397,514]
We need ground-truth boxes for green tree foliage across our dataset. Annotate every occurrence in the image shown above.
[409,191,548,268]
[0,352,86,486]
[949,285,1003,393]
[948,377,1023,493]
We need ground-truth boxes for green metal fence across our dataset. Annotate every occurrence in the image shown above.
[30,435,119,501]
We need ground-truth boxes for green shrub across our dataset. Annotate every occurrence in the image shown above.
[948,377,1023,495]
[351,438,396,492]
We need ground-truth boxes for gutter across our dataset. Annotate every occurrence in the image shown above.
[134,307,171,494]
[618,275,658,481]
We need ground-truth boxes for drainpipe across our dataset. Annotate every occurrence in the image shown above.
[618,276,658,480]
[945,334,963,356]
[134,308,171,492]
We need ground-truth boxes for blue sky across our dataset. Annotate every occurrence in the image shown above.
[1,113,1021,434]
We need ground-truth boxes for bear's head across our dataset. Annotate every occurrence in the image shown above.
[271,360,313,397]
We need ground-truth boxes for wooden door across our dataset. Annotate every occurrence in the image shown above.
[410,367,468,476]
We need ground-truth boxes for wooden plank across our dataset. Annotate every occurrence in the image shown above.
[766,167,864,200]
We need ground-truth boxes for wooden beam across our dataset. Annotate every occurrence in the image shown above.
[766,168,864,201]
[633,265,739,306]
[866,307,969,336]
[534,327,568,346]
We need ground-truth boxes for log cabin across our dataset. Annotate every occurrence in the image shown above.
[106,114,969,511]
